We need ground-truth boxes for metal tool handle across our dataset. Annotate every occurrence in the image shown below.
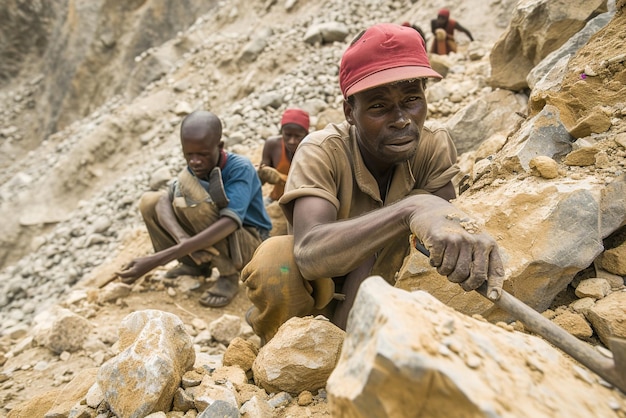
[475,283,625,393]
[414,241,624,392]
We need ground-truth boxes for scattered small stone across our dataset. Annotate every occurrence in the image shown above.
[298,390,314,406]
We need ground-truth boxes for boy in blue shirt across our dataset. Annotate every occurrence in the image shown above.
[118,110,271,308]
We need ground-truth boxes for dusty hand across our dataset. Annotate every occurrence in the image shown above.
[409,200,504,300]
[258,166,286,185]
[116,255,160,284]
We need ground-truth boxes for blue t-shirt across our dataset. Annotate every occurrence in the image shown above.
[218,152,272,235]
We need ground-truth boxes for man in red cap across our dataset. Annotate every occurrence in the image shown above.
[257,108,310,204]
[242,23,503,345]
[430,8,474,55]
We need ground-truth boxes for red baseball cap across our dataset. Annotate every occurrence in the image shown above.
[339,23,442,98]
[438,8,450,18]
[281,108,310,131]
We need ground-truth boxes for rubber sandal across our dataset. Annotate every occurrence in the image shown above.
[198,275,239,307]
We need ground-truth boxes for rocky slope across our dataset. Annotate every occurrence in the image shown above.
[0,0,625,416]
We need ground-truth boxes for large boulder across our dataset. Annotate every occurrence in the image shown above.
[97,310,196,418]
[328,277,620,418]
[488,0,607,91]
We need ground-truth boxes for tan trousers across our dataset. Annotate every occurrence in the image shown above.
[139,191,262,277]
[242,236,337,344]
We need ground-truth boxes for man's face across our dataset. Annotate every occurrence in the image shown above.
[281,123,308,155]
[344,79,427,170]
[181,131,222,180]
[436,15,448,26]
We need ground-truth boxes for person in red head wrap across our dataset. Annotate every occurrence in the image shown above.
[430,7,474,55]
[258,108,310,204]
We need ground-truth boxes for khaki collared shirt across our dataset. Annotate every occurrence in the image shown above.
[280,121,459,282]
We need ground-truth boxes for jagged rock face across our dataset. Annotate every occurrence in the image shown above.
[0,0,219,169]
[328,277,622,418]
[529,6,626,138]
[488,0,608,91]
[0,0,57,86]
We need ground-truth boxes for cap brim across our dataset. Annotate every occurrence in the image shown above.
[345,66,442,98]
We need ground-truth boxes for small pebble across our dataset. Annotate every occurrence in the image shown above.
[465,355,482,369]
[298,390,313,406]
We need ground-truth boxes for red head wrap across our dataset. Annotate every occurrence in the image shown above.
[281,108,310,131]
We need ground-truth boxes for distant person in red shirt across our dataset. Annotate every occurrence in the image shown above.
[430,8,474,55]
[257,108,310,203]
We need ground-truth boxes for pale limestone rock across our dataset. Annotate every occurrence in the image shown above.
[303,22,348,45]
[252,316,344,394]
[189,374,239,411]
[32,306,92,354]
[181,369,204,388]
[193,352,223,370]
[552,311,593,339]
[38,368,98,418]
[3,324,29,340]
[173,101,193,116]
[240,395,274,418]
[594,262,625,288]
[600,242,626,275]
[528,12,613,90]
[594,150,611,169]
[474,133,507,161]
[223,337,258,373]
[564,146,600,166]
[428,53,453,79]
[211,365,248,387]
[97,282,132,304]
[489,0,607,90]
[191,317,208,331]
[328,277,621,418]
[97,310,195,418]
[569,108,612,139]
[575,278,611,299]
[197,399,240,418]
[209,314,242,345]
[585,291,626,347]
[147,167,172,192]
[529,155,559,179]
[237,28,271,64]
[445,89,526,154]
[570,297,596,314]
[85,382,104,408]
[144,412,167,418]
[172,387,195,412]
[298,390,314,406]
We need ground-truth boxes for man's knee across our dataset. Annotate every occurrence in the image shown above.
[241,236,316,342]
[139,191,166,220]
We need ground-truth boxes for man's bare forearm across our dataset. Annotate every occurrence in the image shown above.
[294,194,452,280]
[152,216,239,267]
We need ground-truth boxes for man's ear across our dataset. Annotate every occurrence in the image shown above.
[218,140,225,149]
[343,99,355,125]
